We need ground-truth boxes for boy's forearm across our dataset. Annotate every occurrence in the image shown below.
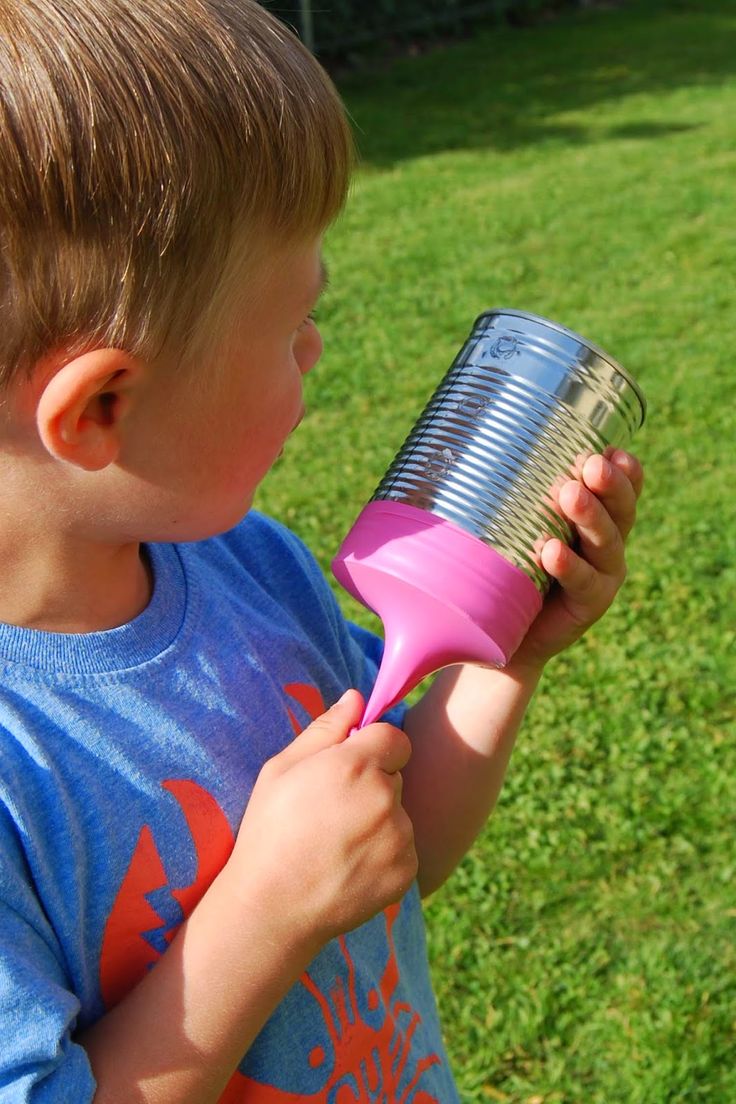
[402,660,543,897]
[80,865,319,1104]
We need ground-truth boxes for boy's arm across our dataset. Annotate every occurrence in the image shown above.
[80,692,416,1104]
[401,450,644,896]
[80,862,318,1103]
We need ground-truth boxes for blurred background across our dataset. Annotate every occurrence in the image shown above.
[259,1,736,1100]
[264,0,589,59]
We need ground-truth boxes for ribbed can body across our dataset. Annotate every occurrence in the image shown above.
[371,309,646,592]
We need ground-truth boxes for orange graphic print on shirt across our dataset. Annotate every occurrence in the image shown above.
[99,776,236,1008]
[100,683,442,1102]
[221,900,441,1103]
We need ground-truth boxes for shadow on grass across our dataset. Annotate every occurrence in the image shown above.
[338,0,734,165]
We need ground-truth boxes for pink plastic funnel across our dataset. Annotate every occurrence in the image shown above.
[332,501,542,726]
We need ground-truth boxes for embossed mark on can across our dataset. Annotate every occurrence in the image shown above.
[423,446,457,479]
[487,335,519,361]
[455,393,490,418]
[472,334,520,365]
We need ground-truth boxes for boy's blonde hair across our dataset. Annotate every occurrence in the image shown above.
[0,0,353,385]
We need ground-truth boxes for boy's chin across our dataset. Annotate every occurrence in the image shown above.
[205,497,256,538]
[149,497,257,544]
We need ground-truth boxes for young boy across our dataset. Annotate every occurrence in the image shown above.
[0,1,643,1101]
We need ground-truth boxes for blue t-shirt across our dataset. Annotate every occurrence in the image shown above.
[0,513,459,1102]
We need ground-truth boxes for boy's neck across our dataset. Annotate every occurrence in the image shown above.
[0,529,153,634]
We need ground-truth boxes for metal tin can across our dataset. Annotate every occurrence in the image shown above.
[370,308,646,591]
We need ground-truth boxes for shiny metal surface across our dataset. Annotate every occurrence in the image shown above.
[371,309,646,592]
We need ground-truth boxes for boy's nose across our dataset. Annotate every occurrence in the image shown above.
[297,317,323,376]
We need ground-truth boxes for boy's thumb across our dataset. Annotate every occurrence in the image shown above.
[281,688,363,763]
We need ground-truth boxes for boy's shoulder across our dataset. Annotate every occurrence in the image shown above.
[193,510,339,619]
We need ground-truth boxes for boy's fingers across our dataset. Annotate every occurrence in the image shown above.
[606,448,645,499]
[278,689,364,765]
[347,723,412,776]
[541,539,601,605]
[557,479,625,578]
[582,453,639,541]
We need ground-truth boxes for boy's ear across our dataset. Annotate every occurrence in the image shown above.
[36,348,143,471]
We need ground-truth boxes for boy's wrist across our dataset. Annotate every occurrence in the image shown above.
[212,857,327,968]
[498,654,547,684]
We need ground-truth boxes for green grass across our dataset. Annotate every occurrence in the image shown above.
[259,1,736,1099]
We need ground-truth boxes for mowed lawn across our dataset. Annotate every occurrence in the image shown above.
[259,1,736,1100]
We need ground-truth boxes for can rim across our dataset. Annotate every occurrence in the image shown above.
[475,308,647,426]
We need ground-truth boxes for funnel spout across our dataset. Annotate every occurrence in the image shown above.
[359,586,504,727]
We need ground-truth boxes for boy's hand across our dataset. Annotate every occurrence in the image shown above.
[227,690,417,953]
[510,448,644,671]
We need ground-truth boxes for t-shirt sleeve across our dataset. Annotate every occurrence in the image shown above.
[0,805,96,1102]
